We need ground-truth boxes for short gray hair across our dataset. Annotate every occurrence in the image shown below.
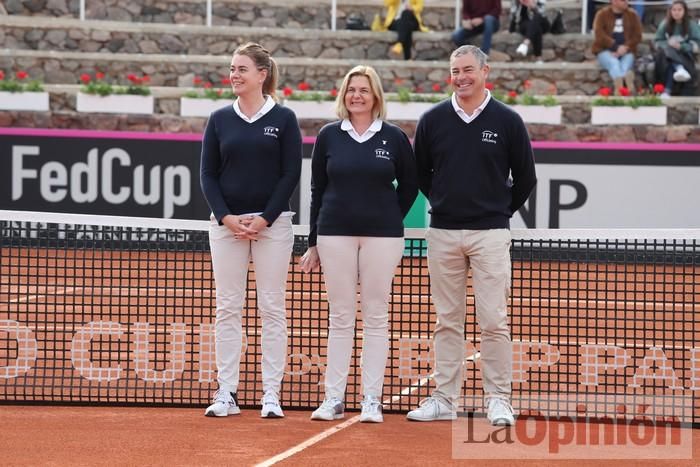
[450,45,488,68]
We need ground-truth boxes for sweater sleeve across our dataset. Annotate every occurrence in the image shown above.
[394,128,419,218]
[260,110,303,225]
[308,128,329,247]
[684,21,700,54]
[200,115,230,223]
[508,115,537,215]
[413,114,433,199]
[654,21,668,48]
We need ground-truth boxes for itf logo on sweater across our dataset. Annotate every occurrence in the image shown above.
[263,126,279,138]
[482,130,498,144]
[375,148,391,160]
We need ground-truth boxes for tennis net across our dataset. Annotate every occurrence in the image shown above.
[0,211,698,424]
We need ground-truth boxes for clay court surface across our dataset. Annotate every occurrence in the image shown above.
[0,406,698,466]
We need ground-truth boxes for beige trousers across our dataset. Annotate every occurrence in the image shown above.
[427,228,512,406]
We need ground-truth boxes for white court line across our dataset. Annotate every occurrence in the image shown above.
[255,352,482,467]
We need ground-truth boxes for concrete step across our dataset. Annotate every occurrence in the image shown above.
[0,14,660,63]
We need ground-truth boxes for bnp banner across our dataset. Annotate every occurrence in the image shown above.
[1,128,699,228]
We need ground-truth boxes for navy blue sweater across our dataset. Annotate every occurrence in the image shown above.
[200,104,302,225]
[414,98,536,229]
[308,121,418,246]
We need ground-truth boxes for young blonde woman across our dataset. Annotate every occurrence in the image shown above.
[300,65,418,423]
[200,42,302,418]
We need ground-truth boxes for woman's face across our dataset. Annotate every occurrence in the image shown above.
[229,54,266,97]
[670,3,685,22]
[344,75,375,119]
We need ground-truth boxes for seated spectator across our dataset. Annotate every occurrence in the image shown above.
[378,0,429,60]
[509,0,550,62]
[452,0,502,55]
[654,0,700,97]
[592,0,642,94]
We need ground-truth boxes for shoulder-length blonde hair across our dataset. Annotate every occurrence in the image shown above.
[334,65,386,120]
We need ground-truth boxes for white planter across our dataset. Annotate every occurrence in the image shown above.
[284,100,336,120]
[76,92,154,114]
[0,91,49,111]
[591,106,667,125]
[386,101,434,121]
[511,105,562,124]
[180,97,233,117]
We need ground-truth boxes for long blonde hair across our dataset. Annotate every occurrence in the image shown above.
[334,65,387,120]
[233,42,279,101]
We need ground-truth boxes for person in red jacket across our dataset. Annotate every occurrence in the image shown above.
[452,0,502,55]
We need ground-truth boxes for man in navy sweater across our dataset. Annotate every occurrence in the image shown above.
[407,45,536,426]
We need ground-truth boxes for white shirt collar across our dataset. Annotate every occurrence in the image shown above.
[340,118,383,143]
[451,89,491,124]
[233,95,275,123]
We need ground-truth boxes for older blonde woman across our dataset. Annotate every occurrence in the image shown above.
[300,65,418,423]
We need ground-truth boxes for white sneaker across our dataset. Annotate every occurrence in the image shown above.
[515,42,528,57]
[359,395,383,423]
[487,397,515,426]
[660,91,671,99]
[204,390,240,417]
[260,391,284,418]
[406,397,456,421]
[310,397,344,421]
[673,66,691,82]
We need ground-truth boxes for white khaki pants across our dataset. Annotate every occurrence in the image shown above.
[427,228,512,406]
[317,235,405,400]
[208,216,294,396]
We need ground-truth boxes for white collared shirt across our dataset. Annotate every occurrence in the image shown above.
[451,89,491,124]
[341,118,383,143]
[233,95,275,123]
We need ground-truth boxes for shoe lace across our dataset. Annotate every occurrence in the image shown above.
[213,389,233,404]
[488,397,513,415]
[418,397,440,414]
[321,397,342,410]
[361,396,381,410]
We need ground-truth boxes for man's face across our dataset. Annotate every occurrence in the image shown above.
[450,52,489,101]
[611,0,629,13]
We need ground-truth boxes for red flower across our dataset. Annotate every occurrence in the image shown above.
[394,78,403,85]
[142,75,150,83]
[95,71,105,80]
[523,80,532,90]
[283,86,293,97]
[432,83,441,92]
[329,88,338,97]
[221,76,230,85]
[598,87,611,97]
[80,73,91,84]
[16,71,28,80]
[297,82,310,91]
[127,73,137,82]
[216,89,223,96]
[193,76,203,85]
[445,75,452,84]
[0,70,4,81]
[485,82,494,91]
[203,82,213,89]
[618,86,630,97]
[415,86,424,93]
[653,83,665,94]
[508,90,517,98]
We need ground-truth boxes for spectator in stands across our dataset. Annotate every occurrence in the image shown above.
[200,42,302,419]
[452,0,502,55]
[654,0,700,97]
[592,0,642,94]
[379,0,429,60]
[406,45,536,426]
[300,65,418,423]
[509,0,550,62]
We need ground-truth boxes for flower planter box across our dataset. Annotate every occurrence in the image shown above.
[511,105,562,124]
[180,97,233,117]
[76,92,154,114]
[591,106,667,125]
[386,101,434,121]
[283,100,336,120]
[0,91,50,111]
